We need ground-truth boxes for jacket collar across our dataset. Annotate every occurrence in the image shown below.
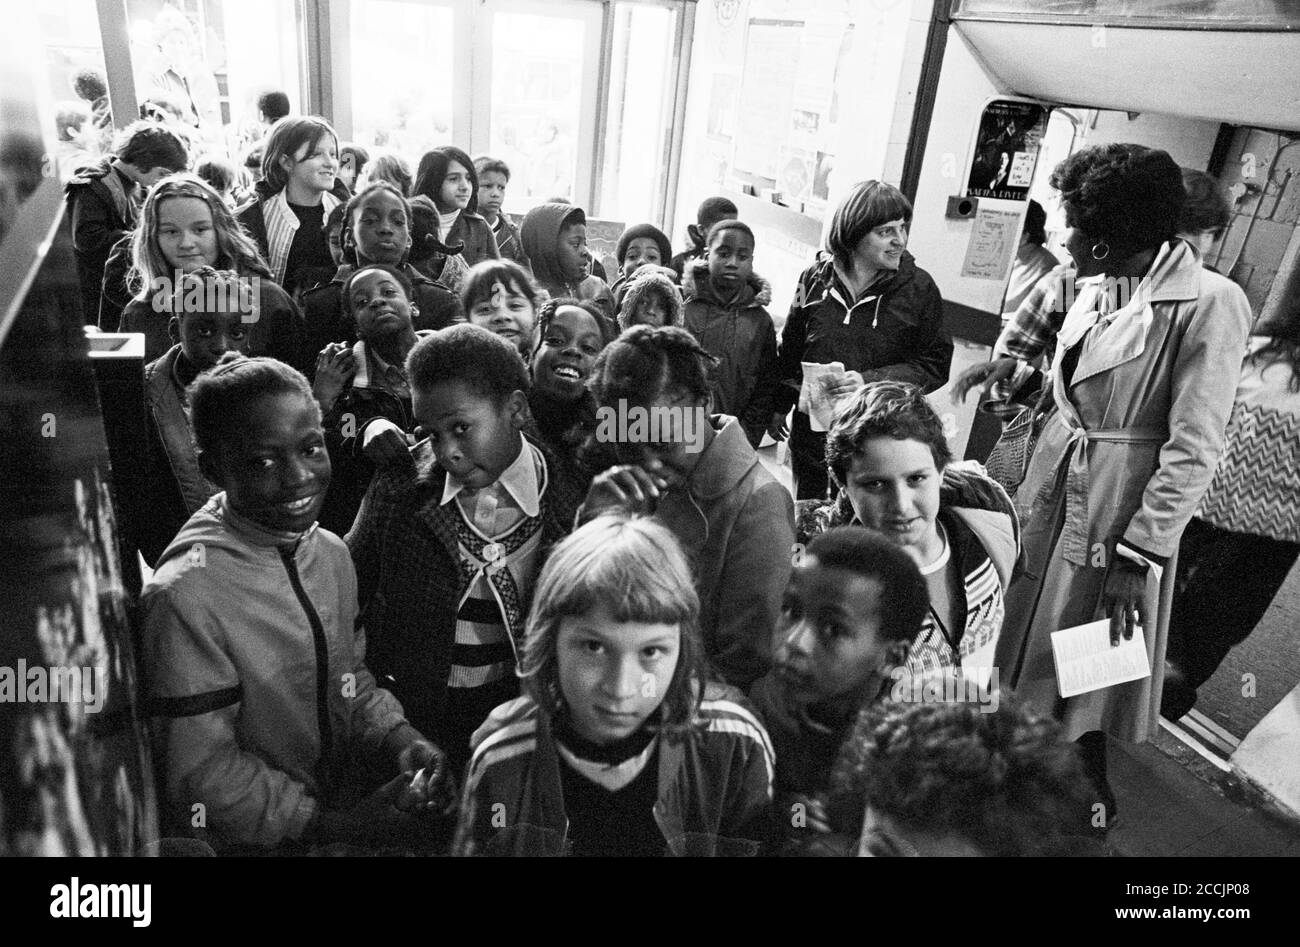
[217,493,316,550]
[686,416,759,501]
[682,260,761,308]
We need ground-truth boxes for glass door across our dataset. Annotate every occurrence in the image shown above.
[348,0,460,169]
[472,0,603,212]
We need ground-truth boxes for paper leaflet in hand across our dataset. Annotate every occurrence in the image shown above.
[1050,619,1151,699]
[799,361,846,432]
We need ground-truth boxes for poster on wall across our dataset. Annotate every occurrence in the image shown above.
[966,99,1049,200]
[733,19,802,179]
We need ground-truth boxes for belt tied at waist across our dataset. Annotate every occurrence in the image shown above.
[1040,422,1166,566]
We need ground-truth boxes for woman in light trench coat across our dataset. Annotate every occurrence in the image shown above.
[993,144,1252,814]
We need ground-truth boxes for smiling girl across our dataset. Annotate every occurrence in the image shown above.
[120,173,301,366]
[527,298,616,487]
[238,116,350,295]
[413,146,501,269]
[453,513,775,857]
[460,259,543,359]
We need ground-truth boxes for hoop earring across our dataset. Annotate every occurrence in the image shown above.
[1091,241,1110,261]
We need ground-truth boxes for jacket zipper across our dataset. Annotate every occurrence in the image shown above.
[279,545,334,769]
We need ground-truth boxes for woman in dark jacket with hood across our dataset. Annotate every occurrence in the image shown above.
[774,180,952,500]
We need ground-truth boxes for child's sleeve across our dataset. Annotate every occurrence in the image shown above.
[714,695,779,853]
[69,187,126,258]
[742,312,781,446]
[711,480,795,688]
[774,292,810,415]
[142,587,318,848]
[337,562,425,758]
[257,285,309,375]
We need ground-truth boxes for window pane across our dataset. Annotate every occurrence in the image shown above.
[124,0,301,162]
[599,3,676,225]
[39,1,110,179]
[488,11,587,208]
[351,0,456,167]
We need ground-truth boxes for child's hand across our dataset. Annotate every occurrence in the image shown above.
[767,411,789,441]
[313,343,356,411]
[579,464,669,520]
[395,739,457,816]
[362,420,414,465]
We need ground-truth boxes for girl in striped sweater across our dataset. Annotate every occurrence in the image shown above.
[453,514,775,857]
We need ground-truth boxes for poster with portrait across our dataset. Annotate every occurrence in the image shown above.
[966,100,1049,200]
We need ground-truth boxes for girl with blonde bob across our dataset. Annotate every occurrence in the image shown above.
[453,514,776,857]
[120,173,302,367]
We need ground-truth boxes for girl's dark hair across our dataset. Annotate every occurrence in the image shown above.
[341,180,413,265]
[115,120,188,172]
[588,325,718,410]
[826,181,913,270]
[414,145,480,214]
[534,297,617,357]
[831,697,1096,857]
[1253,297,1300,393]
[190,354,316,457]
[804,527,929,648]
[1179,167,1230,236]
[460,258,541,312]
[1023,199,1048,246]
[520,513,706,730]
[340,263,415,317]
[1049,143,1184,260]
[260,116,338,195]
[407,323,530,404]
[826,381,952,489]
[195,156,237,195]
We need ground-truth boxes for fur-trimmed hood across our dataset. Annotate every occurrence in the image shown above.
[681,259,772,308]
[616,266,685,330]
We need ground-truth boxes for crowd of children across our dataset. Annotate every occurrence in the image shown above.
[65,106,1254,859]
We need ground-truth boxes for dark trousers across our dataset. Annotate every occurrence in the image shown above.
[1164,517,1300,713]
[790,410,832,502]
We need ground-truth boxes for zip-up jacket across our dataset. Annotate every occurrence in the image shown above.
[776,250,952,412]
[66,157,138,324]
[682,260,781,447]
[795,462,1019,673]
[298,263,463,375]
[347,433,584,747]
[140,495,422,850]
[452,684,776,855]
[139,344,217,565]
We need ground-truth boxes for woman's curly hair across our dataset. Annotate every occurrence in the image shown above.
[831,696,1096,856]
[1050,143,1184,260]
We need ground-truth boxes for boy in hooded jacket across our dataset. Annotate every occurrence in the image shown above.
[519,202,614,321]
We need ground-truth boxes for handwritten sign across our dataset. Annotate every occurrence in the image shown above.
[960,208,1020,281]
